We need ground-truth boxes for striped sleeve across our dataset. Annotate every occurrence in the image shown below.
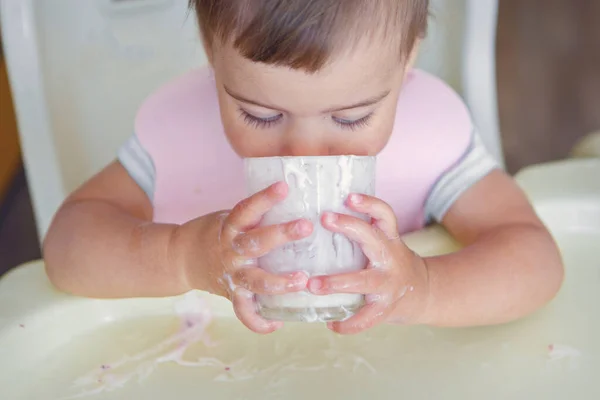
[117,134,156,202]
[423,129,499,223]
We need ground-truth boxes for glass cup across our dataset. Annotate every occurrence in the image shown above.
[244,155,376,322]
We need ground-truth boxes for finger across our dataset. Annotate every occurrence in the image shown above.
[226,182,288,234]
[233,219,313,258]
[321,212,387,264]
[233,268,308,295]
[327,301,390,335]
[231,288,283,334]
[307,269,386,295]
[346,194,399,239]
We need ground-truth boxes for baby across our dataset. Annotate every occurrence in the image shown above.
[43,0,564,335]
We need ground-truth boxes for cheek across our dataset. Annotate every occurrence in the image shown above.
[367,100,398,153]
[370,109,396,149]
[330,106,396,156]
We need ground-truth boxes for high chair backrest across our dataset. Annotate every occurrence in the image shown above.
[1,0,501,240]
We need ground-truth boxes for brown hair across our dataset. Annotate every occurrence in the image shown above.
[189,0,429,73]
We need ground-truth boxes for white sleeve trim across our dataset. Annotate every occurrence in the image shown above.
[424,129,499,223]
[117,134,156,202]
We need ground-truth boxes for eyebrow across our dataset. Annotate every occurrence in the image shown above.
[325,91,391,112]
[223,85,390,113]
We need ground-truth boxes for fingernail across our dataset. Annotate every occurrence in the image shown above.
[323,212,338,224]
[350,194,363,204]
[308,278,323,292]
[272,181,288,195]
[232,240,245,255]
[286,272,307,288]
[291,220,312,236]
[294,271,308,281]
[248,238,260,251]
[270,321,284,330]
[238,258,256,267]
[235,287,254,300]
[366,294,382,304]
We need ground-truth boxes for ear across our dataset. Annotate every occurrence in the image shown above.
[406,39,421,71]
[202,39,215,66]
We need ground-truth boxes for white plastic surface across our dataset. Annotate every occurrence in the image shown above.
[1,0,502,241]
[1,159,599,399]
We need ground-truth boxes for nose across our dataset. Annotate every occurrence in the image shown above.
[280,123,330,156]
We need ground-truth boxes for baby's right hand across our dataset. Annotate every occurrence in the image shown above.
[173,181,313,334]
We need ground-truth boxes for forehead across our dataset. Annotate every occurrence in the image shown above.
[212,39,403,111]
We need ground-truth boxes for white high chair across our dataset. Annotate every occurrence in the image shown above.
[0,0,503,240]
[4,3,600,397]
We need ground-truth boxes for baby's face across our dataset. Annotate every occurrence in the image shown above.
[211,40,412,157]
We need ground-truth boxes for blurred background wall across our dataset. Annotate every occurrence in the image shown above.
[1,0,599,275]
[497,0,600,173]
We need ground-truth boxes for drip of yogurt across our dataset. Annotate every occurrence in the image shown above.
[337,156,354,197]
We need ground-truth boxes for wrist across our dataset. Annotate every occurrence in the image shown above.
[169,212,226,295]
[166,223,194,293]
[387,256,435,326]
[122,220,193,296]
[416,256,435,325]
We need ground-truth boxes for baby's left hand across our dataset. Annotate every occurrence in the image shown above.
[307,193,431,334]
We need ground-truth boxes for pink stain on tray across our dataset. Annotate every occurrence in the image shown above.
[62,291,379,399]
[62,292,222,399]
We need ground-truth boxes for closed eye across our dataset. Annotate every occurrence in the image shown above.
[239,109,283,129]
[332,113,373,131]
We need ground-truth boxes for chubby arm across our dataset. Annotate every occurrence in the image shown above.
[306,169,564,334]
[421,169,564,326]
[43,159,311,327]
[43,161,189,298]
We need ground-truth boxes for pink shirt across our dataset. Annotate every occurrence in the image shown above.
[118,67,497,234]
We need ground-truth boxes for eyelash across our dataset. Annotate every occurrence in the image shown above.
[332,114,373,131]
[239,110,283,129]
[238,109,373,131]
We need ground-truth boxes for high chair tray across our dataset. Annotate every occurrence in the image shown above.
[1,159,599,399]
